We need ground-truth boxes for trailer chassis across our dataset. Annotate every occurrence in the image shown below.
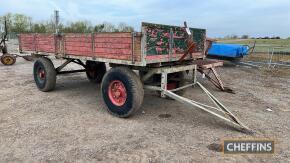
[39,56,250,133]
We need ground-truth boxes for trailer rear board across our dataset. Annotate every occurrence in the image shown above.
[19,22,206,66]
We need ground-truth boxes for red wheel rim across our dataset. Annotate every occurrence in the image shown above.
[167,82,177,90]
[88,68,95,77]
[108,80,127,106]
[38,68,45,80]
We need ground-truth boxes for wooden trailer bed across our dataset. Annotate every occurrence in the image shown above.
[19,22,206,66]
[17,22,249,132]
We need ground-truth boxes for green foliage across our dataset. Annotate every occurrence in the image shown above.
[1,13,32,33]
[11,14,32,33]
[94,24,105,32]
[92,22,134,33]
[0,13,135,34]
[32,23,46,33]
[62,21,92,33]
[225,34,238,39]
[218,38,290,53]
[117,22,134,32]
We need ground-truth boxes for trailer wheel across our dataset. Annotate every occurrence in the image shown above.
[33,57,56,92]
[86,61,106,83]
[101,67,144,118]
[1,54,16,65]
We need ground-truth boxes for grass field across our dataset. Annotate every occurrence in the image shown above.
[218,38,290,47]
[217,39,290,53]
[216,39,290,63]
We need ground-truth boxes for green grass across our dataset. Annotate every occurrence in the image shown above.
[218,38,290,47]
[217,39,290,53]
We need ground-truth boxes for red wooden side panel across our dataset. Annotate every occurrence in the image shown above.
[19,33,141,62]
[19,34,35,52]
[36,34,55,53]
[19,34,55,53]
[64,34,93,57]
[63,33,134,60]
[94,33,132,60]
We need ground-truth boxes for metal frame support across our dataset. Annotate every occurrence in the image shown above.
[143,64,251,133]
[163,82,251,133]
[198,67,234,94]
[161,73,167,98]
[56,58,73,72]
[55,58,86,75]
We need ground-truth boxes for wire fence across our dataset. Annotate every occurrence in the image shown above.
[7,33,18,40]
[243,45,290,68]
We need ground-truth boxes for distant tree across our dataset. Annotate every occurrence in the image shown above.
[45,20,56,33]
[117,22,134,32]
[0,12,135,34]
[10,13,32,33]
[241,35,249,39]
[102,22,117,32]
[32,23,46,33]
[224,35,238,39]
[94,24,105,32]
[0,13,13,33]
[0,13,31,33]
[232,35,238,39]
[63,21,92,33]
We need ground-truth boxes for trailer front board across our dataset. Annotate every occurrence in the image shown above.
[142,22,206,63]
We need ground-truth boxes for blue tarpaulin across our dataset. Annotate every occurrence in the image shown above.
[207,43,249,58]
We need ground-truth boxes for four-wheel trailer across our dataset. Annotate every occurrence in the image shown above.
[19,22,250,132]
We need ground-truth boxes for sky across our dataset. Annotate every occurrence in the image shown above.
[1,0,290,38]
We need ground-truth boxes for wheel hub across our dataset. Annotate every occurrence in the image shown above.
[38,69,45,80]
[108,80,127,106]
[3,56,13,65]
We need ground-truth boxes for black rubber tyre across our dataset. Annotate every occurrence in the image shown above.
[33,57,56,92]
[86,61,106,83]
[1,54,16,65]
[101,67,144,118]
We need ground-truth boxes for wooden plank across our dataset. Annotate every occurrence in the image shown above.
[94,37,132,44]
[193,60,223,69]
[94,43,131,49]
[145,52,204,60]
[133,35,142,62]
[94,33,132,38]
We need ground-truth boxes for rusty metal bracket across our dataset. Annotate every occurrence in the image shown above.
[198,67,234,94]
[169,28,173,62]
[179,21,196,62]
